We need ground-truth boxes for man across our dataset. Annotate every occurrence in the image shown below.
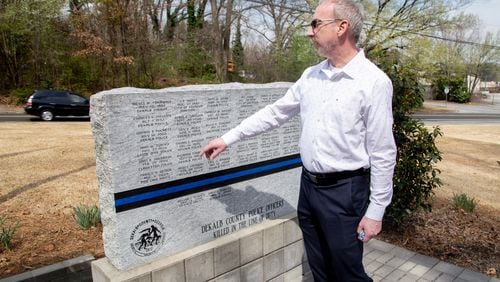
[200,0,396,280]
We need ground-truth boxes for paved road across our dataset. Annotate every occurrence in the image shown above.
[0,113,89,122]
[413,113,500,124]
[0,113,36,122]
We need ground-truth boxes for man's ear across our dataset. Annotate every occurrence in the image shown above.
[337,20,349,37]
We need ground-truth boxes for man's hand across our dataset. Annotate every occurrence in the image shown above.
[199,138,228,160]
[357,216,382,242]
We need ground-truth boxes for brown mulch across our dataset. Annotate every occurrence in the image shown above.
[380,197,499,277]
[0,212,104,278]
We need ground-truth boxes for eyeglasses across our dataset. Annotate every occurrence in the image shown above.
[310,18,343,30]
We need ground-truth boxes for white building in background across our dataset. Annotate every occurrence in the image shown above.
[467,75,499,94]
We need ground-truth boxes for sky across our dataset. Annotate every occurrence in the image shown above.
[460,0,500,36]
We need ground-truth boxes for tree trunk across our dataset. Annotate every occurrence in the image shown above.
[210,0,233,82]
[223,0,234,81]
[1,32,21,88]
[210,0,223,81]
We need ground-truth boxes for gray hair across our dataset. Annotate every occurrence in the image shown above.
[319,0,364,43]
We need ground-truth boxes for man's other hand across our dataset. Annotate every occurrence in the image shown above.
[357,216,382,242]
[199,138,227,160]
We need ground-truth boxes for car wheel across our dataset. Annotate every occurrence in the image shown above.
[40,109,54,121]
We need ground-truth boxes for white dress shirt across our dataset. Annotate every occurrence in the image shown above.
[221,50,397,221]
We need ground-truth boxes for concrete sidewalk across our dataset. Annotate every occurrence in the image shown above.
[360,239,499,282]
[299,239,499,282]
[423,100,500,114]
[298,239,498,282]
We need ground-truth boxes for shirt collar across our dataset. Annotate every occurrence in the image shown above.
[319,49,366,80]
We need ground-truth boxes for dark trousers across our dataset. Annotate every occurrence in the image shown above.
[298,171,372,282]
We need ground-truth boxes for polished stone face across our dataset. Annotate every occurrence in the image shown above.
[90,83,302,270]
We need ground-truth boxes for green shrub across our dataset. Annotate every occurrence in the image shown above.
[73,204,101,229]
[449,89,470,103]
[9,88,33,104]
[0,216,18,251]
[431,75,470,103]
[452,193,476,213]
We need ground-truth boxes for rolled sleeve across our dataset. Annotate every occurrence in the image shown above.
[221,130,241,147]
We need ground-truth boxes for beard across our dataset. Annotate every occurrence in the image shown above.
[312,39,336,58]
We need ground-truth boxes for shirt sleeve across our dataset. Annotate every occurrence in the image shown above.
[221,84,301,146]
[364,76,397,221]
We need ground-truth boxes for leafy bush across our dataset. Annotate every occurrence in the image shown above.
[0,216,18,251]
[9,88,32,104]
[452,193,476,213]
[432,75,470,103]
[371,50,443,224]
[73,204,101,229]
[390,118,442,223]
[449,89,470,103]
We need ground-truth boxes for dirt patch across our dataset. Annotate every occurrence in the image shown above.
[0,122,499,278]
[0,98,24,113]
[432,125,500,210]
[416,104,456,114]
[0,122,103,277]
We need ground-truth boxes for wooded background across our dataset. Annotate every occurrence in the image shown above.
[0,0,498,100]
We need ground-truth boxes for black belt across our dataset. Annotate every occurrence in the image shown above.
[302,167,370,185]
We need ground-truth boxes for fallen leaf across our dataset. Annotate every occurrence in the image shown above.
[486,268,496,276]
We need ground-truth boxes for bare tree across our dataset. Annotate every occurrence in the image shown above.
[244,0,307,51]
[464,31,500,95]
[144,0,167,40]
[210,0,234,81]
[360,0,472,54]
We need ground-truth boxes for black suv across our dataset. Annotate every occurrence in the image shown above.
[24,90,90,121]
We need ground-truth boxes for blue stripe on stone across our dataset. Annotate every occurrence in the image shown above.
[114,155,302,212]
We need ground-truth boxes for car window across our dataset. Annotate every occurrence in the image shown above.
[35,90,66,99]
[34,92,46,98]
[56,91,68,97]
[68,94,87,103]
[44,96,66,104]
[34,91,51,98]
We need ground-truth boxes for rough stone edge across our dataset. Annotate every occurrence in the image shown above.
[95,82,294,96]
[92,213,297,281]
[90,93,120,265]
[0,254,95,282]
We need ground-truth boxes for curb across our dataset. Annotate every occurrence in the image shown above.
[0,111,24,115]
[0,255,94,282]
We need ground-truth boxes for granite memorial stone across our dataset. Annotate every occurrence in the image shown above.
[90,83,302,270]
